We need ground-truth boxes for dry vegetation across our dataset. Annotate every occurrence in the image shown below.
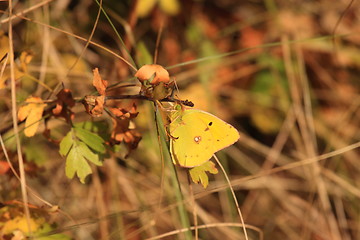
[1,0,360,239]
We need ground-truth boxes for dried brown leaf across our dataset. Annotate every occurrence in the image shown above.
[93,68,108,95]
[109,104,141,155]
[90,95,105,117]
[52,89,75,123]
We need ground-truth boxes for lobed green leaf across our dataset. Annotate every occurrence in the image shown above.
[65,141,92,183]
[77,141,102,166]
[59,130,74,156]
[74,127,106,154]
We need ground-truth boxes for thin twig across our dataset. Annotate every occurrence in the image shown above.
[105,94,194,107]
[8,0,31,233]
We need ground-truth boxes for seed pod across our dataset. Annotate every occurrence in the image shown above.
[135,64,170,85]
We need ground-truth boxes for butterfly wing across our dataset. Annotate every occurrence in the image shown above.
[192,110,240,152]
[170,110,239,168]
[170,112,215,167]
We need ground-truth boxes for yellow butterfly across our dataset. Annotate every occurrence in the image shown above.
[169,108,240,168]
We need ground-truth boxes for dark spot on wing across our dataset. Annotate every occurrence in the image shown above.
[208,122,213,126]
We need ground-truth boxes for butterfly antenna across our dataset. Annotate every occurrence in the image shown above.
[213,154,249,240]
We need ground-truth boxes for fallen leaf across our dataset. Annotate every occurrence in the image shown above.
[18,97,46,137]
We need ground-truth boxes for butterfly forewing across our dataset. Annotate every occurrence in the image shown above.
[169,109,240,168]
[193,110,240,152]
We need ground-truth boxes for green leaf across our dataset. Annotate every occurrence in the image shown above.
[74,121,108,133]
[74,127,105,154]
[74,121,111,142]
[60,127,104,183]
[77,141,102,166]
[65,141,92,183]
[189,161,218,188]
[59,130,73,156]
[64,145,77,179]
